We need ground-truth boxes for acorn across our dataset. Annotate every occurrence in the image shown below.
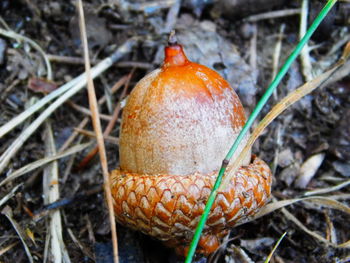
[110,32,272,256]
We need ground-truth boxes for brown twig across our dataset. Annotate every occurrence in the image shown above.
[76,1,119,262]
[67,101,113,121]
[74,128,119,145]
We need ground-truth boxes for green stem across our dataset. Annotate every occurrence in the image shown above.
[185,0,338,262]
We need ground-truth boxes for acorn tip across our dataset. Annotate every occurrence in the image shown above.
[168,30,178,46]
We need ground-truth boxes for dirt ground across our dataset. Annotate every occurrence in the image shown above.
[0,0,350,262]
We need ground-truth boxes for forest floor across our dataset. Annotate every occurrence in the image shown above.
[0,0,350,262]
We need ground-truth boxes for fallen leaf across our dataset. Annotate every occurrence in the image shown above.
[295,153,325,188]
[28,77,57,94]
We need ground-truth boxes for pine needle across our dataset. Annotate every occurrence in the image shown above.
[264,232,287,263]
[76,1,119,262]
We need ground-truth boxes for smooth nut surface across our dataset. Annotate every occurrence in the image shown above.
[119,44,250,177]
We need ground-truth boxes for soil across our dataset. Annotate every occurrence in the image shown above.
[0,1,349,263]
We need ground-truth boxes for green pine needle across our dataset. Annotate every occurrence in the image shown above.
[185,0,338,262]
[264,232,287,263]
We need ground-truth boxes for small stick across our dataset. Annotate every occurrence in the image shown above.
[35,186,102,219]
[74,128,119,145]
[245,8,301,22]
[0,183,22,207]
[67,101,113,121]
[271,24,286,100]
[121,0,176,12]
[0,241,19,257]
[77,1,119,262]
[163,0,181,33]
[271,123,282,176]
[47,54,94,65]
[116,61,153,69]
[42,121,71,263]
[67,227,94,259]
[249,23,257,72]
[300,0,313,81]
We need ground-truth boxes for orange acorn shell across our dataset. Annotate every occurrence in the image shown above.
[111,41,272,256]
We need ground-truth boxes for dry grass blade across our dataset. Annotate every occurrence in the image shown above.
[281,207,349,248]
[281,207,334,246]
[304,179,350,196]
[243,198,303,221]
[42,122,71,263]
[0,241,19,257]
[76,1,119,262]
[1,206,34,263]
[67,227,94,259]
[264,232,287,263]
[219,41,350,191]
[246,196,350,248]
[304,196,350,214]
[324,210,337,244]
[231,245,255,262]
[0,183,22,207]
[0,142,91,187]
[271,24,285,97]
[43,230,51,263]
[251,196,350,220]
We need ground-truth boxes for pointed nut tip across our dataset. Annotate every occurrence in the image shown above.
[168,30,177,46]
